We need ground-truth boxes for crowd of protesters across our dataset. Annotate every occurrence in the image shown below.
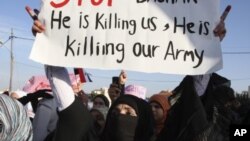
[1,68,250,141]
[0,6,250,141]
[0,66,250,141]
[1,66,250,141]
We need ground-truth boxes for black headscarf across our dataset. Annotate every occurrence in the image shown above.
[102,95,154,141]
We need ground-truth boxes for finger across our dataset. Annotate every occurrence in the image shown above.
[34,20,45,31]
[221,5,231,21]
[214,20,225,33]
[32,26,43,34]
[32,21,44,33]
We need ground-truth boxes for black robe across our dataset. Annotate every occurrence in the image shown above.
[156,73,232,141]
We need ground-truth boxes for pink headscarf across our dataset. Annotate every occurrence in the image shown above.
[22,74,80,93]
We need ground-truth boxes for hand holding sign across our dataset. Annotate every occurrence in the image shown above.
[26,6,45,36]
[25,6,38,20]
[214,5,231,41]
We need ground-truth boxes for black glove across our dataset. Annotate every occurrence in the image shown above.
[18,89,53,105]
[30,89,54,99]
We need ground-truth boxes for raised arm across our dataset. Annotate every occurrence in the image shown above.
[45,65,75,111]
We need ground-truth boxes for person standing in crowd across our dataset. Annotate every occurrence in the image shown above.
[90,94,110,137]
[101,94,154,141]
[92,94,110,109]
[44,65,155,141]
[90,106,109,137]
[44,65,98,141]
[149,92,171,139]
[32,92,58,141]
[0,94,33,141]
[158,73,237,141]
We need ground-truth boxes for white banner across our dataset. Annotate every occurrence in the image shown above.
[30,0,222,75]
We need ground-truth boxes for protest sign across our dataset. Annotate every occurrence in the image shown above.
[30,0,222,74]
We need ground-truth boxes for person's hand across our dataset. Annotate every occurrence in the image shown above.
[119,70,127,85]
[108,84,121,93]
[213,20,226,41]
[32,20,45,36]
[213,5,231,41]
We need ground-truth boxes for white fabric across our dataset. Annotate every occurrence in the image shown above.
[45,65,75,111]
[193,74,211,96]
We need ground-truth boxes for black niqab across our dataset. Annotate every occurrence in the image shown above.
[102,95,154,141]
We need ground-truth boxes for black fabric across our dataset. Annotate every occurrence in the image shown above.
[120,84,125,95]
[102,95,154,141]
[52,97,98,141]
[157,73,233,141]
[200,73,231,121]
[199,74,236,141]
[156,76,209,141]
[18,89,53,112]
[213,86,235,106]
[108,114,138,141]
[242,110,250,124]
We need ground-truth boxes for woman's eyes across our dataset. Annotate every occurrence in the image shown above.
[111,106,137,117]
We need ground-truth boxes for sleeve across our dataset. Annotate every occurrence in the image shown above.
[45,65,98,141]
[192,74,211,96]
[45,65,75,111]
[17,96,30,105]
[33,101,53,141]
[55,97,97,141]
